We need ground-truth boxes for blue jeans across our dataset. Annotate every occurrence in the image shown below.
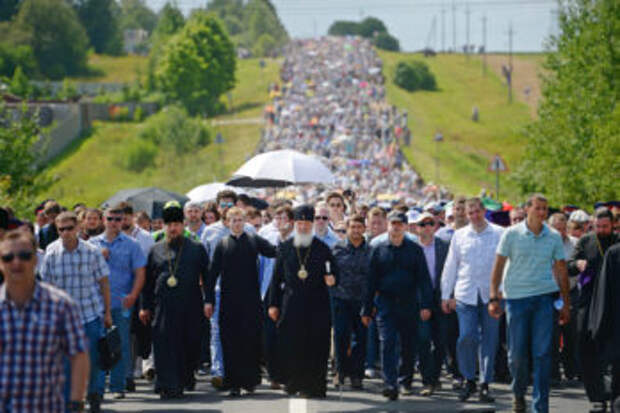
[63,318,105,411]
[505,293,554,413]
[332,298,367,379]
[455,299,499,383]
[110,308,131,393]
[376,309,418,389]
[210,286,224,377]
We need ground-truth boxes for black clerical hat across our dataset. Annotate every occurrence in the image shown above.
[294,204,315,222]
[162,201,184,223]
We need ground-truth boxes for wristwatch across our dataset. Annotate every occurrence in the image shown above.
[68,400,84,412]
[488,297,500,304]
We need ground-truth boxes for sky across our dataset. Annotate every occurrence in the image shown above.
[145,0,559,52]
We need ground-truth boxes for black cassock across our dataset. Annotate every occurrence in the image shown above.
[206,232,276,389]
[266,237,339,397]
[141,237,209,394]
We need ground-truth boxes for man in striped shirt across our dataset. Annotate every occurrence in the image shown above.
[41,211,111,413]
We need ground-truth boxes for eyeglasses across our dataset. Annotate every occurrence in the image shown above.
[417,222,435,227]
[106,216,122,222]
[219,202,235,208]
[1,250,34,263]
[329,203,343,209]
[314,216,329,221]
[58,225,75,233]
[335,229,346,234]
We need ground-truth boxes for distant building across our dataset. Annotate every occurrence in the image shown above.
[123,29,149,55]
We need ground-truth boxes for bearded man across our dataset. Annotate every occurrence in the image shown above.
[267,205,339,398]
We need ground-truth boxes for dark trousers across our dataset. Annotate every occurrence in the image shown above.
[443,311,461,379]
[332,297,367,380]
[365,319,379,369]
[263,305,279,381]
[418,311,445,385]
[578,305,606,402]
[376,308,418,389]
[200,316,211,365]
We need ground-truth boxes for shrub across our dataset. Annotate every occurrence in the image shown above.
[373,32,400,51]
[109,105,131,121]
[133,105,144,122]
[139,104,211,154]
[394,60,437,92]
[122,139,157,172]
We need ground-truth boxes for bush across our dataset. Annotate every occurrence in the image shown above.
[358,17,387,38]
[327,21,360,36]
[122,139,157,172]
[133,105,144,122]
[373,32,400,51]
[394,60,437,92]
[139,105,211,154]
[109,105,131,121]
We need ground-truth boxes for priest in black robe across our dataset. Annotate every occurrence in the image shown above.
[139,202,210,399]
[588,243,620,408]
[205,207,277,396]
[267,204,339,398]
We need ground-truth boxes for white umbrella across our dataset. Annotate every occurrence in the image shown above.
[186,183,245,203]
[227,149,335,188]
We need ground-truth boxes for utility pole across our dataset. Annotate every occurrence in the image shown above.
[452,0,456,53]
[482,14,487,75]
[502,21,515,103]
[465,3,471,59]
[441,6,446,53]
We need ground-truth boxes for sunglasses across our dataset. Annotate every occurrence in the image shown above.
[58,225,76,233]
[106,217,122,222]
[219,202,235,208]
[417,222,435,227]
[1,250,34,263]
[335,229,346,234]
[314,216,329,221]
[329,203,343,208]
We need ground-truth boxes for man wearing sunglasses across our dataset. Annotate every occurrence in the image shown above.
[41,211,112,413]
[90,204,146,400]
[313,202,340,249]
[199,190,256,390]
[414,212,450,397]
[0,230,89,413]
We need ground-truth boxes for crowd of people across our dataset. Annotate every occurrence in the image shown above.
[1,37,619,413]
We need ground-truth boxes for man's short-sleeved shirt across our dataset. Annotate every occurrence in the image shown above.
[496,221,565,299]
[90,233,146,309]
[0,282,87,412]
[41,238,109,324]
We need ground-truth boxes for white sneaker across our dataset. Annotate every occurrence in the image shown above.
[365,368,377,379]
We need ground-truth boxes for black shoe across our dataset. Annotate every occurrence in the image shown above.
[350,377,363,390]
[452,377,464,390]
[242,386,256,394]
[513,395,526,413]
[125,378,136,392]
[458,380,477,402]
[478,383,495,403]
[589,401,607,413]
[160,389,183,400]
[228,388,241,397]
[86,393,102,413]
[145,368,155,382]
[382,387,398,400]
[419,383,436,396]
[399,384,414,395]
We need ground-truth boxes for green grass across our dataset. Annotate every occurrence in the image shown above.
[70,54,149,83]
[379,50,534,201]
[41,58,280,207]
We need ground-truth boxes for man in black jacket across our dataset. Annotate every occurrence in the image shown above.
[415,212,450,396]
[362,210,433,400]
[568,207,619,413]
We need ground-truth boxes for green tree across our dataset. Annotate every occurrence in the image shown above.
[152,2,185,40]
[119,0,158,33]
[0,44,36,77]
[72,0,123,55]
[13,0,89,79]
[358,16,387,38]
[327,21,360,36]
[373,32,400,51]
[156,12,236,115]
[252,33,276,57]
[0,103,49,218]
[9,65,31,97]
[0,0,20,22]
[394,60,436,91]
[515,0,620,206]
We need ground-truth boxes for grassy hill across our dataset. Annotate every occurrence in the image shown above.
[70,54,149,83]
[41,58,280,207]
[379,50,541,201]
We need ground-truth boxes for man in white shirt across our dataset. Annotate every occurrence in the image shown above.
[441,197,503,403]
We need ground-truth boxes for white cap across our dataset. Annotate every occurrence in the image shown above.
[569,209,590,223]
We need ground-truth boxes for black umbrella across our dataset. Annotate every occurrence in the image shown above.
[101,187,189,219]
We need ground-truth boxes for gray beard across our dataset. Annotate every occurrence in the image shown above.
[293,231,313,248]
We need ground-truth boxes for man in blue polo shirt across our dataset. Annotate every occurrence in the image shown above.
[91,203,146,399]
[488,194,570,413]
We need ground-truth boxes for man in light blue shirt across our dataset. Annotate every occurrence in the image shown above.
[314,203,340,249]
[489,194,570,413]
[90,204,146,399]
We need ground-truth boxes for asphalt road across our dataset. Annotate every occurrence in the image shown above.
[101,374,590,413]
